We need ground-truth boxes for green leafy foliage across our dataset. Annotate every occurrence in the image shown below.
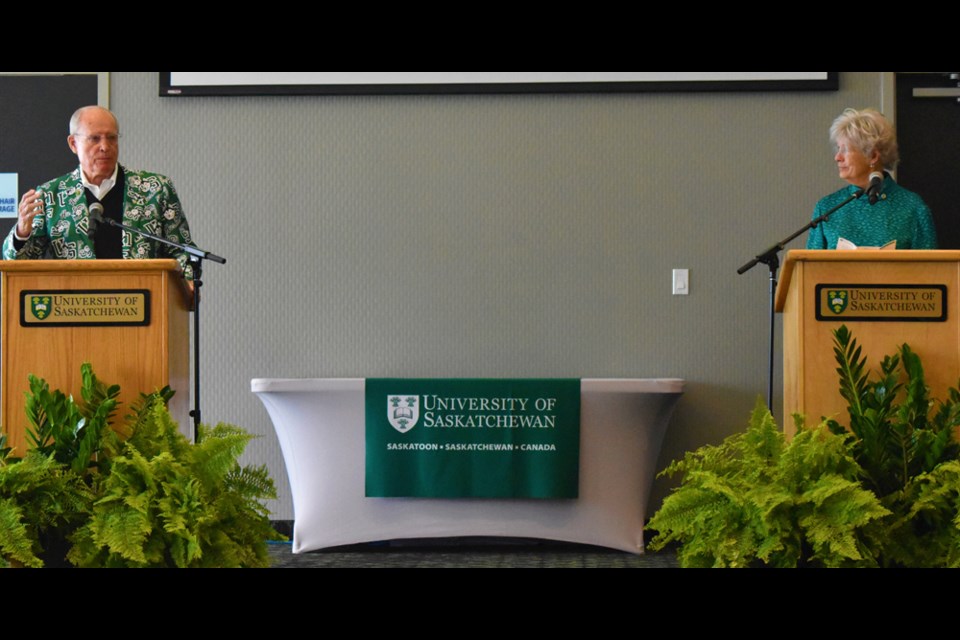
[24,362,120,475]
[649,326,960,568]
[0,451,94,567]
[0,433,11,461]
[827,325,960,567]
[0,364,282,568]
[830,326,960,492]
[647,398,888,567]
[68,399,281,568]
[0,497,40,568]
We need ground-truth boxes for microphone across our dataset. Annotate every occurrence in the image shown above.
[866,171,884,205]
[88,202,104,235]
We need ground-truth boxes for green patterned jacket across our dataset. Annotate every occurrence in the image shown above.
[2,166,197,280]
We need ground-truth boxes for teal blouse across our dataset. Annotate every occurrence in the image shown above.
[806,175,938,250]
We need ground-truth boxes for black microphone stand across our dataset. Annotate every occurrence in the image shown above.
[737,189,864,411]
[102,217,225,442]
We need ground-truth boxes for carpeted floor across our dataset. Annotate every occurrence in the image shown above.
[267,538,680,568]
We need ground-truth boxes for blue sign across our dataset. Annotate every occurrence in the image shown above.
[0,174,18,218]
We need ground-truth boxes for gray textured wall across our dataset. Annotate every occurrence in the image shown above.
[110,72,880,519]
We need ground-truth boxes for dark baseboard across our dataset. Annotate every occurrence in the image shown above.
[270,520,294,539]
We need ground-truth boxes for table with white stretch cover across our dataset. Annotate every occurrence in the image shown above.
[252,378,684,554]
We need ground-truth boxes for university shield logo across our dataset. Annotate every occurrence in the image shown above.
[827,290,848,315]
[388,395,420,433]
[30,296,52,320]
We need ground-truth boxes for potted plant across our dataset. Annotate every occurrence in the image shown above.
[0,363,282,568]
[647,325,960,568]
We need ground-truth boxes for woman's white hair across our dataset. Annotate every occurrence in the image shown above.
[830,107,899,170]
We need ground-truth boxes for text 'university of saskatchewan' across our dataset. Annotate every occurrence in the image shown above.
[420,394,557,428]
[817,285,946,322]
[47,298,142,317]
[22,290,150,326]
[848,290,936,311]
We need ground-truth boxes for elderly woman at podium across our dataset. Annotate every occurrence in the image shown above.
[806,107,938,251]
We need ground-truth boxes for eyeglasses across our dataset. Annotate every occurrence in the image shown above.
[833,142,866,156]
[73,134,121,146]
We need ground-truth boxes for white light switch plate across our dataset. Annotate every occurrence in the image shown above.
[673,269,689,295]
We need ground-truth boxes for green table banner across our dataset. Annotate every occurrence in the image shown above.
[366,379,580,498]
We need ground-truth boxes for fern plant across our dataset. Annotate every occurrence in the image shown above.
[647,398,888,568]
[68,395,280,568]
[0,449,94,568]
[888,460,960,567]
[649,326,960,568]
[0,363,282,568]
[0,363,119,567]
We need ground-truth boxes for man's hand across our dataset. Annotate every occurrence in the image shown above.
[16,189,44,238]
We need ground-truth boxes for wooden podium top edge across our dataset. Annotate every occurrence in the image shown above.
[784,249,960,263]
[775,250,960,312]
[0,259,181,273]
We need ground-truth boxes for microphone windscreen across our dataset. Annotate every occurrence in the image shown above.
[867,172,884,205]
[88,202,104,234]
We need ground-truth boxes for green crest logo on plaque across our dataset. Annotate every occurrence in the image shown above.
[827,290,848,315]
[30,296,52,320]
[388,395,420,433]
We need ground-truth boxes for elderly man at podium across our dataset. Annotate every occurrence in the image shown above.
[2,105,198,281]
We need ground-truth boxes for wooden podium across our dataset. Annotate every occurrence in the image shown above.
[776,250,960,435]
[1,260,191,454]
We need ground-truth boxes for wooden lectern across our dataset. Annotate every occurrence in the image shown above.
[1,259,191,455]
[776,250,960,436]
